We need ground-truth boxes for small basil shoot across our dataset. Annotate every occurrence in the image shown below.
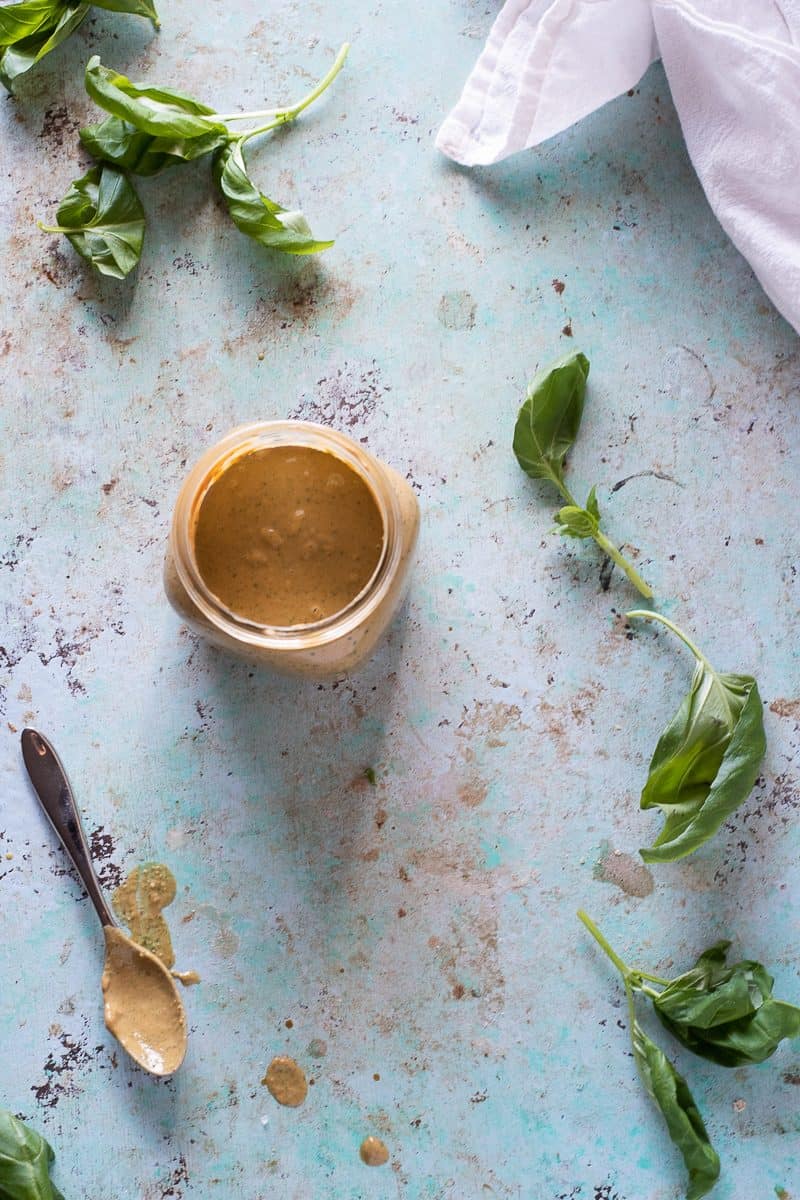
[578,910,720,1200]
[626,610,766,862]
[513,353,653,598]
[0,0,158,92]
[43,44,349,277]
[39,164,145,279]
[0,1107,65,1199]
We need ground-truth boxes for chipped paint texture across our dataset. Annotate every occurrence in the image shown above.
[1,2,800,1198]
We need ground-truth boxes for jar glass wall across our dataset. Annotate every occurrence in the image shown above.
[164,421,419,677]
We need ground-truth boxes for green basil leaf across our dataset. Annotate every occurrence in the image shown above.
[662,996,800,1068]
[640,667,765,862]
[213,140,333,255]
[656,972,759,1031]
[80,114,226,175]
[654,944,800,1067]
[632,1023,720,1200]
[91,0,158,29]
[512,351,590,489]
[0,2,89,89]
[0,1108,65,1200]
[0,0,58,46]
[84,55,225,139]
[42,164,145,279]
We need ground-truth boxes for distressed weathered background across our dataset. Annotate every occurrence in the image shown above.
[1,2,800,1198]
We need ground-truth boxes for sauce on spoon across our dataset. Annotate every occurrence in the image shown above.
[102,926,188,1075]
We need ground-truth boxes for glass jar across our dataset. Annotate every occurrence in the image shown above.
[164,421,419,677]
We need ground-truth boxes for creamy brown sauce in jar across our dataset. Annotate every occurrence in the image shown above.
[193,446,385,626]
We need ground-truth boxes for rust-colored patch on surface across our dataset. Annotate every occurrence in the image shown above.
[458,774,489,808]
[38,105,80,150]
[431,910,505,1013]
[536,682,603,760]
[456,700,528,749]
[594,842,654,898]
[552,278,566,295]
[223,271,360,355]
[770,698,800,720]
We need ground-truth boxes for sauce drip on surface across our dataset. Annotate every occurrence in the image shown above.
[193,446,385,627]
[359,1136,389,1166]
[112,863,176,968]
[102,926,187,1075]
[262,1055,308,1107]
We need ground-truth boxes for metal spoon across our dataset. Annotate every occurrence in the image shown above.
[21,729,187,1076]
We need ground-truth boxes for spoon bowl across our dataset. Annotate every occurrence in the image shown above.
[102,926,187,1075]
[21,729,188,1077]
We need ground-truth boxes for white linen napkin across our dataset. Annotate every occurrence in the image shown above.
[436,0,800,335]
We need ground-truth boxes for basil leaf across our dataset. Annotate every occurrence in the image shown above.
[213,140,333,255]
[513,351,589,488]
[0,2,89,89]
[80,114,227,175]
[0,1108,65,1200]
[0,0,57,46]
[92,0,158,29]
[42,164,145,279]
[655,944,800,1067]
[85,55,226,139]
[628,612,766,863]
[632,1023,720,1200]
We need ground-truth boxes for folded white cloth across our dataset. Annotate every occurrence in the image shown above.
[437,0,800,335]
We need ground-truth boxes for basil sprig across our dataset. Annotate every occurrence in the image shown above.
[513,352,653,598]
[38,163,144,279]
[579,912,800,1197]
[42,45,348,278]
[627,610,766,862]
[0,0,157,91]
[579,911,720,1199]
[0,1108,65,1199]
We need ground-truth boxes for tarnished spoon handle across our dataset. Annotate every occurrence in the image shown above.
[21,729,117,930]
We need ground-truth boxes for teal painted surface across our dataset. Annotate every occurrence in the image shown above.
[1,2,800,1197]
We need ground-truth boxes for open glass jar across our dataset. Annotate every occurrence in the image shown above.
[164,421,419,677]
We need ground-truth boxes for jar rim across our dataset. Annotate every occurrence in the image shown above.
[170,421,403,650]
